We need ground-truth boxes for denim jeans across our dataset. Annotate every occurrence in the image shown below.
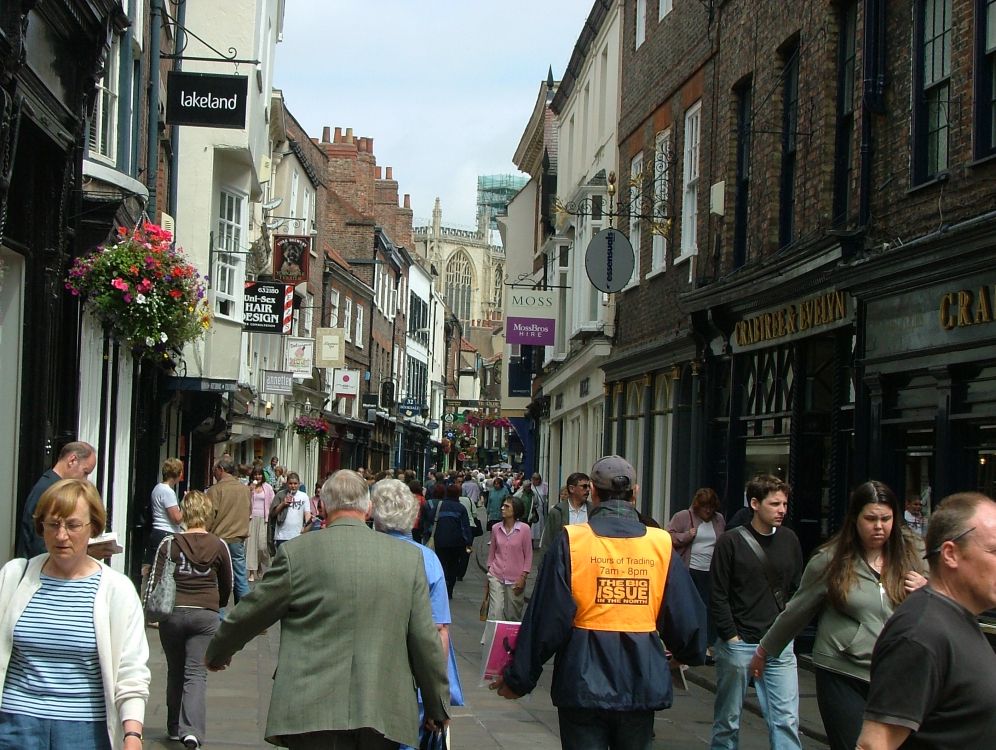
[227,539,249,603]
[0,711,111,750]
[557,707,654,750]
[710,639,801,750]
[159,607,219,742]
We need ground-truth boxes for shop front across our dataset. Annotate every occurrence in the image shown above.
[698,288,856,555]
[859,269,996,509]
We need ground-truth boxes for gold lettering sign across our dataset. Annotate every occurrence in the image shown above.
[735,291,848,348]
[939,286,995,331]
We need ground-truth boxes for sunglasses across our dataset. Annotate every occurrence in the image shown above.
[924,526,975,558]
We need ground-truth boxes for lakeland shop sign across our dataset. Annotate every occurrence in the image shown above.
[732,291,852,352]
[166,71,248,129]
[506,289,556,346]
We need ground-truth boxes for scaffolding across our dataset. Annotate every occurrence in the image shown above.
[477,174,528,230]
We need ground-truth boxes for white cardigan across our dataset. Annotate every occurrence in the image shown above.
[0,555,151,748]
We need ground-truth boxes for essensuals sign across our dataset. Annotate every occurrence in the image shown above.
[166,71,248,129]
[732,290,851,352]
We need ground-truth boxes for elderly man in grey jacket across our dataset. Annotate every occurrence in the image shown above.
[206,470,449,749]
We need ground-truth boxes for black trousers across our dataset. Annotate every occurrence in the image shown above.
[814,667,869,750]
[434,545,463,598]
[557,707,654,750]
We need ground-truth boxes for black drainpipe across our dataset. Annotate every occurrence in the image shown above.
[859,0,885,227]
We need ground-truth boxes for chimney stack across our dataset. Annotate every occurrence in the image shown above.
[367,137,374,154]
[375,166,382,179]
[403,194,411,209]
[345,127,354,144]
[321,126,331,143]
[385,166,393,180]
[334,126,342,143]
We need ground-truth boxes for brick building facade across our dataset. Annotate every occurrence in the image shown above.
[604,0,996,547]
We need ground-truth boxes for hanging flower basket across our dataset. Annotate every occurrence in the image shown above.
[293,415,331,446]
[65,222,211,362]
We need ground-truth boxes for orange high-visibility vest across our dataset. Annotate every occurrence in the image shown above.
[565,523,672,632]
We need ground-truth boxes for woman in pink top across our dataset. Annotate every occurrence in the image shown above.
[486,496,533,622]
[247,467,274,581]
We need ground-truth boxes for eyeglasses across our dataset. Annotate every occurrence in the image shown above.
[924,526,975,558]
[42,519,90,534]
[574,484,591,492]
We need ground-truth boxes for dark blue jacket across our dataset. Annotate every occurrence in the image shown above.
[432,499,471,548]
[503,500,707,710]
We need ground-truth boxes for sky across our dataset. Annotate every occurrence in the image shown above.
[274,1,593,229]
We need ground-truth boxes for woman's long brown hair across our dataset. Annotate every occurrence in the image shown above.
[822,480,921,610]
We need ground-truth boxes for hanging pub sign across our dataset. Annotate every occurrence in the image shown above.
[165,71,248,129]
[506,288,556,346]
[285,337,314,378]
[243,281,293,333]
[272,235,311,286]
[315,327,345,368]
[585,227,635,293]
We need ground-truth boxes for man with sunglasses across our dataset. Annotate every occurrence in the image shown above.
[540,472,593,553]
[857,492,996,750]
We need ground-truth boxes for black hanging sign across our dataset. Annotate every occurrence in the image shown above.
[166,71,248,129]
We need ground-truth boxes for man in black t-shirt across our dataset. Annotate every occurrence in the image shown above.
[710,474,803,750]
[857,493,996,750]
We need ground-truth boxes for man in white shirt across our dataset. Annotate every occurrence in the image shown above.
[270,473,311,549]
[540,472,592,552]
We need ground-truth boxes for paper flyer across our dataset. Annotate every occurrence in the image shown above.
[480,619,521,682]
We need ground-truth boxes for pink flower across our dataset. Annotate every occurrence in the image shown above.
[138,278,153,293]
[123,293,132,303]
[111,277,129,291]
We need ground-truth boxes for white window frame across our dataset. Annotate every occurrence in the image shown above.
[303,292,314,336]
[355,304,364,347]
[329,288,340,327]
[659,0,673,21]
[215,189,247,319]
[625,151,643,289]
[302,187,313,236]
[635,0,647,49]
[343,297,353,341]
[290,169,300,219]
[649,128,671,276]
[89,34,120,163]
[679,101,702,260]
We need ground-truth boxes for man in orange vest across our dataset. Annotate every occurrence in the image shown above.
[491,455,706,749]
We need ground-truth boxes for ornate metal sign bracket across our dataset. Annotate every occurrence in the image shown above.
[555,147,677,238]
[160,8,261,66]
[502,271,570,290]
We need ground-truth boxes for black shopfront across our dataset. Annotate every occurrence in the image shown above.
[687,251,858,557]
[852,238,996,510]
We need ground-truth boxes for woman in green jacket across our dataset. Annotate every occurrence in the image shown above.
[749,480,927,750]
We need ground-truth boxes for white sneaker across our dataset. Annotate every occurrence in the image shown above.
[182,736,200,749]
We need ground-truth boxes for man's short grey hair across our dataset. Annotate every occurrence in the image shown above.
[215,455,235,475]
[321,469,371,514]
[371,479,419,533]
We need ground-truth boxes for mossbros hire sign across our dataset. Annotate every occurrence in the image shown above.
[166,71,248,129]
[506,289,556,346]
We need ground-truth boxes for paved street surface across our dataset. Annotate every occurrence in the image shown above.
[143,532,828,749]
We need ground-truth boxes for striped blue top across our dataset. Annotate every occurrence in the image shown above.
[1,570,107,721]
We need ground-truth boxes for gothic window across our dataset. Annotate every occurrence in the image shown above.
[493,264,504,306]
[445,250,474,329]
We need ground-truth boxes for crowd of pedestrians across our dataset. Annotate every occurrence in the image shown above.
[4,442,996,750]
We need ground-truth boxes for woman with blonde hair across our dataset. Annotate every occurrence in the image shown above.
[150,490,232,749]
[146,457,184,567]
[0,479,150,749]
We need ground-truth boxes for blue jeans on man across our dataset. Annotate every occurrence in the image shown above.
[227,539,249,603]
[711,638,801,750]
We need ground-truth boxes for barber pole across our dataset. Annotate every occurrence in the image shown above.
[282,285,294,334]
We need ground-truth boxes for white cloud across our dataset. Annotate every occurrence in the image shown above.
[274,0,592,228]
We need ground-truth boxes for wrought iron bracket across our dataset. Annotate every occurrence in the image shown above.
[502,271,570,290]
[555,147,677,237]
[160,8,260,65]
